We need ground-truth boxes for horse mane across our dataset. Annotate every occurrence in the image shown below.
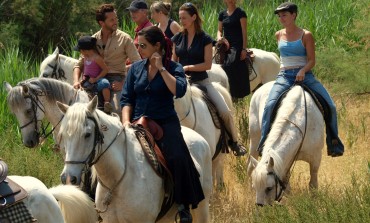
[59,102,121,138]
[7,77,75,109]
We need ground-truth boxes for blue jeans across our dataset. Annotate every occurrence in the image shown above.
[82,77,110,92]
[258,69,344,156]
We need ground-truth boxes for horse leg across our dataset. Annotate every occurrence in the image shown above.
[192,197,210,223]
[309,158,321,189]
[212,155,225,189]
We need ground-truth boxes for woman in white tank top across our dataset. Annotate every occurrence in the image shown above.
[258,2,344,157]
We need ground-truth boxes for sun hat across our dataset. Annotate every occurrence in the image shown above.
[126,0,148,12]
[73,36,97,51]
[274,2,298,14]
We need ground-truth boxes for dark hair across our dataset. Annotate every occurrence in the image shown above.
[274,2,298,14]
[138,26,172,69]
[96,4,116,23]
[179,2,203,34]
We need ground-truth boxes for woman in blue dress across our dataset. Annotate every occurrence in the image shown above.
[120,26,203,223]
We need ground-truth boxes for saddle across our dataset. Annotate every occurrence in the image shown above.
[131,117,174,221]
[0,161,28,210]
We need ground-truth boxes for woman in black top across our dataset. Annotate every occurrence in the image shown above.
[217,0,250,98]
[172,2,246,156]
[150,1,181,39]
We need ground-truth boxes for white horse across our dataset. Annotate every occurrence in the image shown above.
[247,82,324,206]
[4,77,89,148]
[39,47,122,114]
[56,96,212,223]
[211,48,280,92]
[7,175,96,223]
[174,81,233,187]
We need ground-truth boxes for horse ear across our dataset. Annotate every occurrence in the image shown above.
[56,101,69,114]
[267,157,274,170]
[87,96,98,113]
[22,85,30,96]
[53,47,59,55]
[247,155,258,176]
[3,82,13,93]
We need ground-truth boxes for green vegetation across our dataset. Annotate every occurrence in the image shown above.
[0,0,369,222]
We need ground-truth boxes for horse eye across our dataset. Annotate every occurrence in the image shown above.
[26,109,32,115]
[85,133,91,138]
[265,187,273,193]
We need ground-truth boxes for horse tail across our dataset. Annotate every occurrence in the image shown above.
[49,185,97,223]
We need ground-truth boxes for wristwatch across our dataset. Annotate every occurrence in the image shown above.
[159,67,166,73]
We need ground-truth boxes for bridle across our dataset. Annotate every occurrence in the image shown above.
[18,83,77,143]
[62,114,124,214]
[266,83,308,203]
[18,85,48,140]
[46,56,67,81]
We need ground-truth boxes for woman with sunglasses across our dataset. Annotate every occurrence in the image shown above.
[120,26,204,223]
[172,2,247,156]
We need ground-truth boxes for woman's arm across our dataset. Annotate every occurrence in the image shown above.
[172,43,179,62]
[183,43,213,72]
[121,105,133,127]
[240,17,248,60]
[170,21,181,36]
[217,21,223,41]
[296,30,315,82]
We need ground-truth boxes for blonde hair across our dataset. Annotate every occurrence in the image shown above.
[179,2,203,34]
[150,1,171,16]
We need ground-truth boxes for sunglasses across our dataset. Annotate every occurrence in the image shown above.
[138,43,147,49]
[183,2,193,7]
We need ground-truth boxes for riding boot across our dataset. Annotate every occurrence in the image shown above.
[326,128,344,157]
[228,140,247,156]
[176,204,192,223]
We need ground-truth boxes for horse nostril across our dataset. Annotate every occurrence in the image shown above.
[256,203,264,207]
[71,176,78,185]
[61,175,66,184]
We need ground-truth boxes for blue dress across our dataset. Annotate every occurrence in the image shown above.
[120,59,205,208]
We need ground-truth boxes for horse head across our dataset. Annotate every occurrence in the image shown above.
[57,96,101,185]
[5,81,45,148]
[250,155,285,206]
[40,47,60,78]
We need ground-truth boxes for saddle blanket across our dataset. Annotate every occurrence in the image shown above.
[0,201,36,223]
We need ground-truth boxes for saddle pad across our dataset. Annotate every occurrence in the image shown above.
[0,201,36,223]
[0,178,28,209]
